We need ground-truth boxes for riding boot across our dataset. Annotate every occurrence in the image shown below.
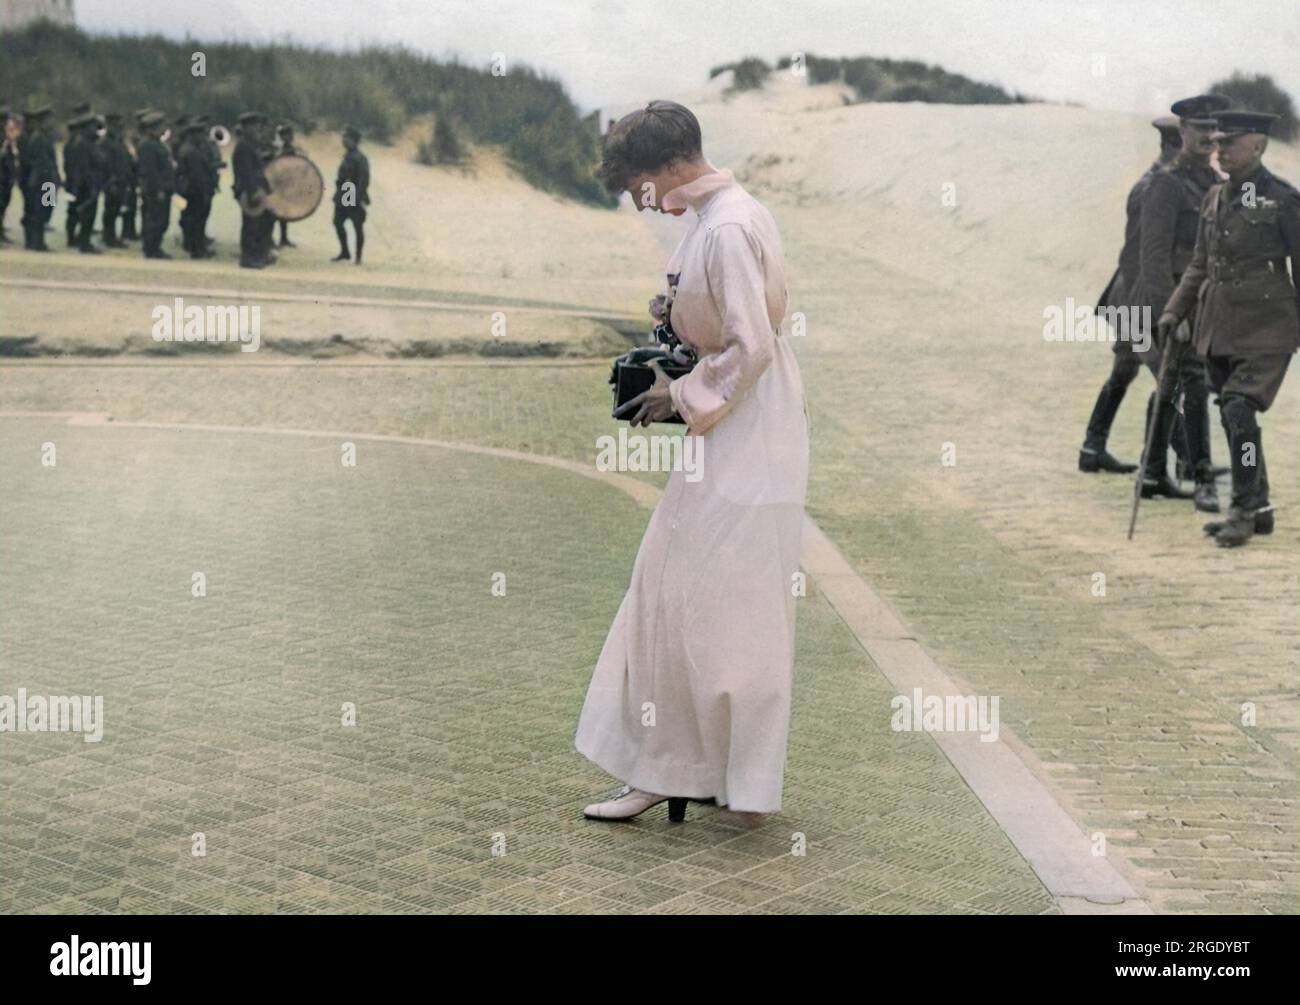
[1141,395,1193,499]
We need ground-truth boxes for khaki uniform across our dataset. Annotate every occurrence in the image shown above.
[1164,164,1300,512]
[1130,154,1221,480]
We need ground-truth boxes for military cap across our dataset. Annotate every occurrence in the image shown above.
[1212,110,1280,139]
[277,122,295,136]
[104,111,124,124]
[138,110,167,128]
[341,125,361,141]
[238,111,268,125]
[69,101,92,116]
[134,107,156,122]
[1170,94,1231,125]
[68,111,96,128]
[182,119,206,134]
[24,104,53,119]
[194,113,212,126]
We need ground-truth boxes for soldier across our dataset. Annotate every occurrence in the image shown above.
[0,111,21,244]
[19,105,59,252]
[274,123,298,248]
[196,115,223,252]
[1131,94,1232,507]
[170,114,191,160]
[98,113,131,248]
[62,104,87,247]
[232,111,276,268]
[332,125,370,265]
[1080,116,1182,473]
[63,108,103,252]
[1157,111,1300,548]
[136,110,176,259]
[175,119,215,259]
[122,108,155,242]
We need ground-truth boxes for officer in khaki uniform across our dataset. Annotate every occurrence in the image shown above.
[1130,94,1231,509]
[1158,111,1300,547]
[1080,116,1182,474]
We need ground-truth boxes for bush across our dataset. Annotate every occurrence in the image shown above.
[0,21,611,204]
[416,112,467,166]
[709,58,772,92]
[1206,72,1297,142]
[799,52,1028,105]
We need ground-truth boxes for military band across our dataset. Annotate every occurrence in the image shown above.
[0,103,369,267]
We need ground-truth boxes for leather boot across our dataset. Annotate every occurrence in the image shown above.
[1215,507,1260,548]
[1141,396,1193,499]
[1080,375,1134,472]
[1192,461,1220,513]
[1203,507,1273,537]
[1079,448,1137,473]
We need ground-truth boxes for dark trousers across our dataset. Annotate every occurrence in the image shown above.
[240,209,275,263]
[179,192,212,254]
[121,187,138,239]
[102,188,123,244]
[1082,343,1197,469]
[333,204,365,260]
[1140,334,1211,479]
[140,191,171,256]
[1206,353,1292,512]
[278,218,291,244]
[67,186,99,247]
[21,185,53,248]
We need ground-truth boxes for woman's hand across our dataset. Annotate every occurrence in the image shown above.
[616,359,676,427]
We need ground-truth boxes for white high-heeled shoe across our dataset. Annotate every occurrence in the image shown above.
[583,785,706,823]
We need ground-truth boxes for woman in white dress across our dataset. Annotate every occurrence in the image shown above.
[574,101,809,825]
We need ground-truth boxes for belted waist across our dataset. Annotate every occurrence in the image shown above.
[1208,257,1288,281]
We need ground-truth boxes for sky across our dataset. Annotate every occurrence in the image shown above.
[74,0,1300,117]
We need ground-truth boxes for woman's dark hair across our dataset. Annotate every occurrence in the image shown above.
[597,100,703,195]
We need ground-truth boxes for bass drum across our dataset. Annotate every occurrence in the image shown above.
[263,153,325,222]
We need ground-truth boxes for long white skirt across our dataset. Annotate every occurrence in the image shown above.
[574,340,808,812]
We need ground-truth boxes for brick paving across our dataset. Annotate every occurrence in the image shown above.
[0,415,1054,914]
[2,340,1294,913]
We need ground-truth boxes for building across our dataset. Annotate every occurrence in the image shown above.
[1,0,75,31]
